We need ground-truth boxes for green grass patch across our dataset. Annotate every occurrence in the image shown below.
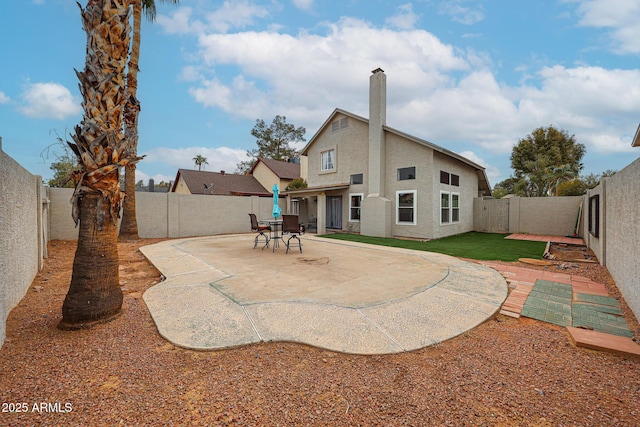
[319,231,546,262]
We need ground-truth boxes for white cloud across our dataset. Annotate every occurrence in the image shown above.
[292,0,314,11]
[0,91,10,104]
[568,0,640,54]
[167,4,639,180]
[458,150,502,184]
[157,2,270,35]
[386,4,420,30]
[143,146,248,175]
[438,0,485,25]
[18,82,82,120]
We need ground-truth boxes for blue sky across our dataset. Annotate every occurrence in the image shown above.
[1,0,639,187]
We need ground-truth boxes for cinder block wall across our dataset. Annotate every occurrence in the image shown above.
[599,158,640,318]
[0,140,44,347]
[510,196,583,236]
[49,188,286,240]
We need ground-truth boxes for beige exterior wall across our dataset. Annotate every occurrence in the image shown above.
[251,162,280,193]
[594,158,640,318]
[173,175,191,194]
[430,152,479,239]
[384,133,434,239]
[48,188,285,240]
[1,141,46,348]
[510,196,583,236]
[306,114,370,189]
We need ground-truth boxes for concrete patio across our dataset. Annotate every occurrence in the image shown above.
[141,234,508,355]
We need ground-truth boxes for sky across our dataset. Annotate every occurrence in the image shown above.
[1,0,639,188]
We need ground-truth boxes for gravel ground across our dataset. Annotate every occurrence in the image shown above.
[1,239,639,426]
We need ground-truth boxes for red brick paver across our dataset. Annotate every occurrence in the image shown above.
[481,262,611,318]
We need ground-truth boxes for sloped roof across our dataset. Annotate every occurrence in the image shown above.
[249,158,300,179]
[170,169,271,196]
[301,108,492,195]
[633,123,640,147]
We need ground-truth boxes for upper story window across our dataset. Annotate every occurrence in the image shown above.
[331,117,349,132]
[441,170,459,186]
[350,173,363,185]
[321,149,335,171]
[397,167,416,181]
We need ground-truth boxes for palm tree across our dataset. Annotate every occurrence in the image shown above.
[193,154,208,171]
[546,164,579,196]
[59,0,139,329]
[120,0,179,241]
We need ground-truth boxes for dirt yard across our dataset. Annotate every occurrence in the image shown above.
[1,239,639,426]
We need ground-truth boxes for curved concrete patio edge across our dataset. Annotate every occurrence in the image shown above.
[141,235,508,355]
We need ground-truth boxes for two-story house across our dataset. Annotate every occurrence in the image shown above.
[285,68,491,239]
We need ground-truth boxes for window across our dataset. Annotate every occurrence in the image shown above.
[589,195,599,237]
[291,199,299,216]
[440,171,449,184]
[396,190,417,225]
[452,193,459,222]
[321,149,335,171]
[451,174,460,186]
[440,191,460,225]
[331,117,349,132]
[350,173,363,185]
[349,193,363,222]
[397,167,416,181]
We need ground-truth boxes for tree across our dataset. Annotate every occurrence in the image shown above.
[492,177,519,197]
[193,154,208,171]
[285,177,308,191]
[510,126,585,197]
[236,115,306,173]
[120,0,179,241]
[59,0,140,329]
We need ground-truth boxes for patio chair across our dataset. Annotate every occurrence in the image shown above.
[282,214,304,254]
[249,213,270,249]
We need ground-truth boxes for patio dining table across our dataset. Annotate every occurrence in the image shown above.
[268,220,285,252]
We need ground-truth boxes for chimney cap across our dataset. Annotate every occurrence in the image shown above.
[371,67,384,74]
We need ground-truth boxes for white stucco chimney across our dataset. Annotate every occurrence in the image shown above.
[368,67,386,197]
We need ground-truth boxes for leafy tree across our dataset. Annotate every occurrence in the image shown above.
[510,126,585,197]
[285,178,308,191]
[556,179,588,196]
[492,177,519,196]
[193,154,208,171]
[491,187,508,199]
[48,153,78,188]
[236,115,306,173]
[60,0,139,329]
[120,0,179,241]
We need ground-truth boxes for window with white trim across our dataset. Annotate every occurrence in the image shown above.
[396,190,417,225]
[321,149,335,171]
[440,191,460,225]
[349,193,363,222]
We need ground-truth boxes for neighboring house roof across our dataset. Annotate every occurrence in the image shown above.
[633,123,640,147]
[301,108,492,195]
[249,157,301,179]
[170,169,271,196]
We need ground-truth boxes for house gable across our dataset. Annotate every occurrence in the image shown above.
[170,169,270,196]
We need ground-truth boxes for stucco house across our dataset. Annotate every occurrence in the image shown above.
[249,157,301,193]
[285,68,491,239]
[170,169,271,196]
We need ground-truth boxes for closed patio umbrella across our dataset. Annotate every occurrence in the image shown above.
[272,184,282,219]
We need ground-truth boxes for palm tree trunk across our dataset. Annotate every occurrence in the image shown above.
[60,192,122,328]
[60,0,134,329]
[120,0,142,241]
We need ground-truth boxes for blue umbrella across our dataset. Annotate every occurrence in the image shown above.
[272,184,282,219]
